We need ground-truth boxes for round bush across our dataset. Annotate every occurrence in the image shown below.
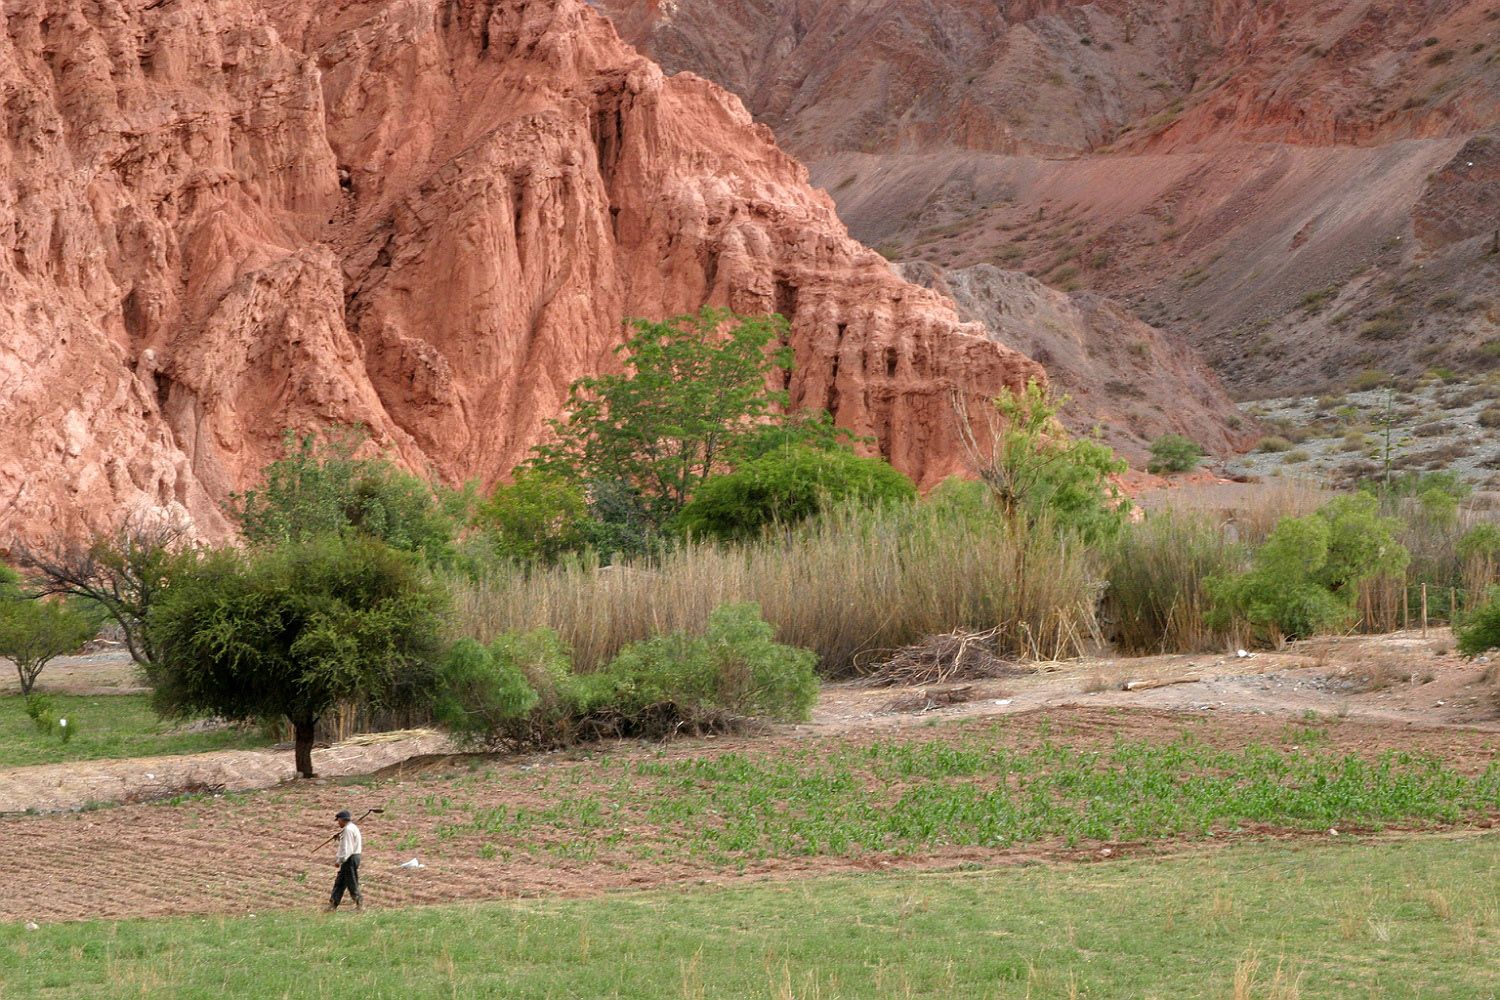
[677,446,916,541]
[1148,434,1205,474]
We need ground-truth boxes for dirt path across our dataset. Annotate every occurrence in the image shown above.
[0,648,143,696]
[811,630,1500,735]
[0,731,453,814]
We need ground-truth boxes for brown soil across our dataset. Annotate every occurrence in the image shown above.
[3,628,1498,924]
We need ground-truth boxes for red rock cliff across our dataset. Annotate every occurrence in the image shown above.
[0,0,1044,544]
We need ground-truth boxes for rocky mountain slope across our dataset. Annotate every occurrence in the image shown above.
[600,0,1500,397]
[2,0,1062,543]
[898,263,1246,458]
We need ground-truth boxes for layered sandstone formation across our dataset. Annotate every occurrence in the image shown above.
[0,0,1047,544]
[602,0,1500,395]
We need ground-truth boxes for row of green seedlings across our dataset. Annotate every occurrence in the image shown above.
[417,731,1500,867]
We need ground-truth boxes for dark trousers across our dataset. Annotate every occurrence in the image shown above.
[330,854,362,908]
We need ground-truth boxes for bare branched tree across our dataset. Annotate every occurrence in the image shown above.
[14,512,194,670]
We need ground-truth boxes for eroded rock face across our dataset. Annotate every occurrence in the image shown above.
[0,0,1044,544]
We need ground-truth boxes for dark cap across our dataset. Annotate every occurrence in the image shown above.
[335,810,352,821]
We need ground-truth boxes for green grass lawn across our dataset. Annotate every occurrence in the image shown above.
[2,835,1496,998]
[0,694,271,767]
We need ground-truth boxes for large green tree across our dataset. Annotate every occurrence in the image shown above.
[528,308,800,529]
[146,535,450,777]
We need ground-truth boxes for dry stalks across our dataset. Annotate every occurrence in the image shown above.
[880,685,979,714]
[858,628,1022,687]
[455,505,1102,676]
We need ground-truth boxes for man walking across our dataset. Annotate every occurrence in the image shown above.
[328,809,364,911]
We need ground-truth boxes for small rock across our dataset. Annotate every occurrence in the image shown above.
[25,922,39,930]
[993,699,1012,706]
[1329,828,1339,837]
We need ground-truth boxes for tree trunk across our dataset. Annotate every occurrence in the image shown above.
[293,717,317,778]
[17,663,33,696]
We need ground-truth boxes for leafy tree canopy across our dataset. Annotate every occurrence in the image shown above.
[234,428,456,564]
[528,308,810,530]
[676,445,916,541]
[145,534,450,776]
[475,471,591,565]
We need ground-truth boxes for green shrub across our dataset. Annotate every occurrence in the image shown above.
[1209,517,1346,641]
[677,446,916,541]
[433,636,545,745]
[1458,524,1500,562]
[1361,470,1472,501]
[590,604,818,729]
[23,693,56,734]
[1349,369,1390,391]
[1456,588,1500,657]
[439,606,817,745]
[1147,434,1205,474]
[1478,405,1500,429]
[1210,495,1409,642]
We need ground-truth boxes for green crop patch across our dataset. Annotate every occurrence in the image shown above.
[413,731,1500,868]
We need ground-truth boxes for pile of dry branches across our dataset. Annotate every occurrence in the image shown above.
[858,627,1022,688]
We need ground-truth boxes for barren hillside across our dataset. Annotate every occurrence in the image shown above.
[601,0,1500,396]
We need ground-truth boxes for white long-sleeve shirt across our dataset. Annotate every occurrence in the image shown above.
[336,822,363,863]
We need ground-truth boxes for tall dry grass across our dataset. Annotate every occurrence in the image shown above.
[1357,500,1500,631]
[1105,511,1242,655]
[454,505,1103,676]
